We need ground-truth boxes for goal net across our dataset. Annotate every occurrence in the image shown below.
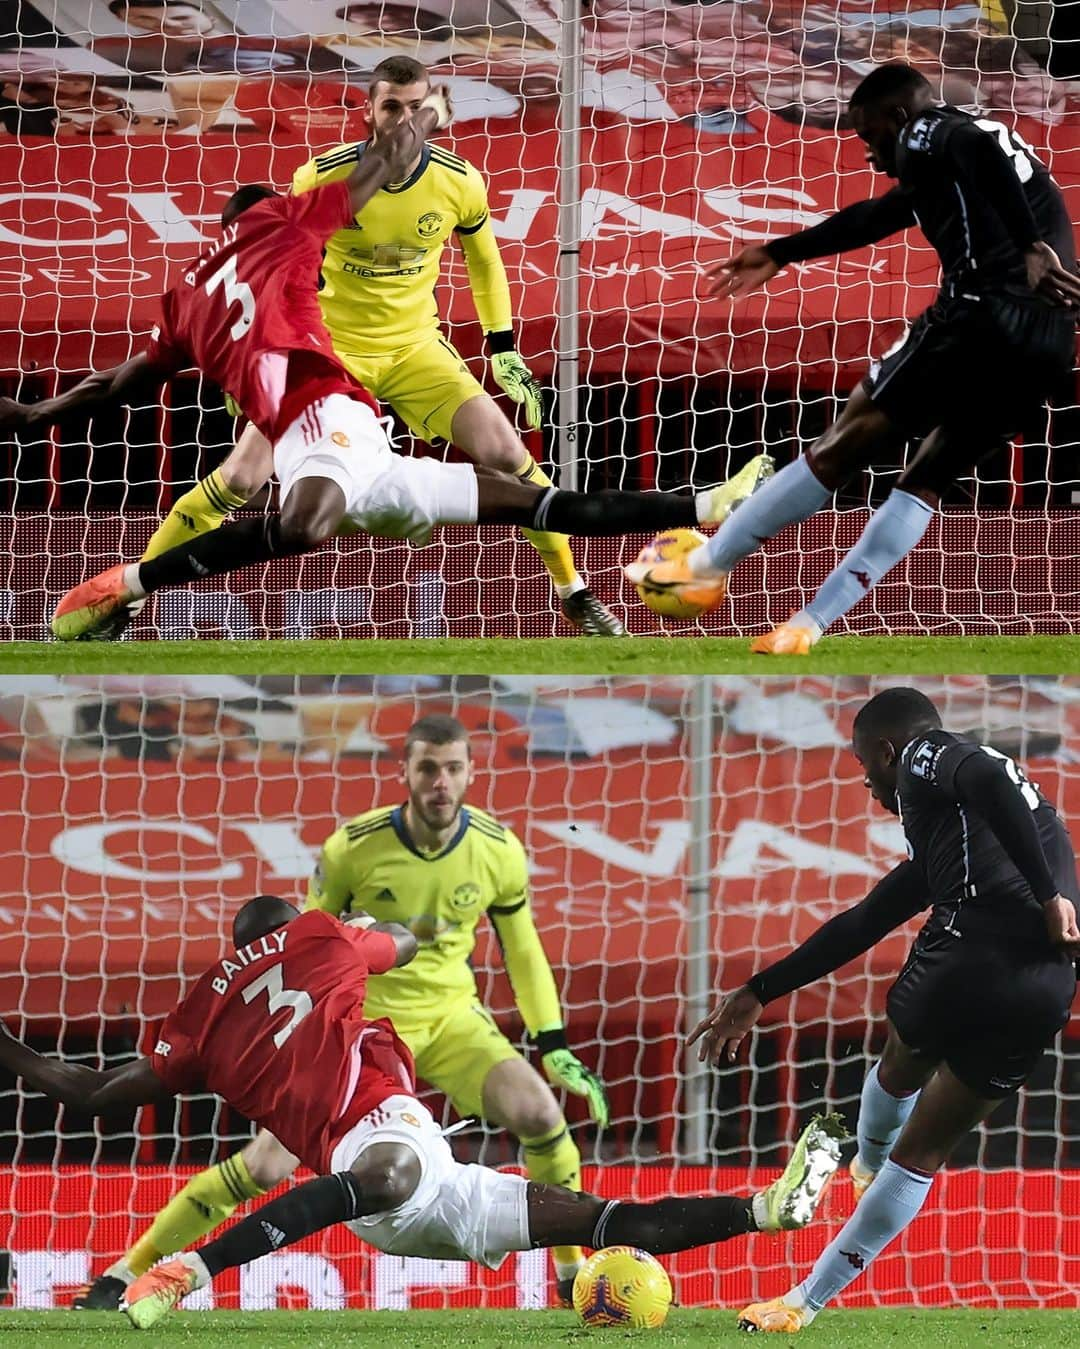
[1,673,1077,1309]
[1,2,1079,639]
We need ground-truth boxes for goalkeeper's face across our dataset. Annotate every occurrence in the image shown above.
[368,79,431,142]
[403,738,474,833]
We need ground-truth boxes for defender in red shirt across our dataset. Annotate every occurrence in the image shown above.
[0,896,844,1330]
[0,88,771,642]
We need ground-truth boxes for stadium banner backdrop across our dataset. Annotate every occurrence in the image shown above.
[0,0,1078,379]
[1,1165,1078,1311]
[4,672,1080,1037]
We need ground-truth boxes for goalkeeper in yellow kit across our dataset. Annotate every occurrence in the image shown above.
[76,713,608,1309]
[124,53,625,636]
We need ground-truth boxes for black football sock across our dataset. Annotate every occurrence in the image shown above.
[197,1172,365,1277]
[531,488,697,536]
[137,516,300,593]
[591,1196,755,1255]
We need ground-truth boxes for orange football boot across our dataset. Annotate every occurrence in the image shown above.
[51,564,134,641]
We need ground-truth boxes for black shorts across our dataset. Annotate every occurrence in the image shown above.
[862,291,1075,445]
[886,934,1076,1098]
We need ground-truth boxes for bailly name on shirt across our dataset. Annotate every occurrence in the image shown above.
[210,929,289,995]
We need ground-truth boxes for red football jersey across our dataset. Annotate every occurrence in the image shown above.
[151,910,416,1174]
[144,182,377,443]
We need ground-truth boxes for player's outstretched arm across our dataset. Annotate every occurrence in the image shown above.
[0,353,165,434]
[706,189,918,299]
[0,1023,167,1111]
[341,911,419,967]
[344,86,453,217]
[688,861,928,1065]
[491,899,610,1126]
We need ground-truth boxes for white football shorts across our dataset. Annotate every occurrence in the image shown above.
[329,1095,530,1269]
[275,394,478,545]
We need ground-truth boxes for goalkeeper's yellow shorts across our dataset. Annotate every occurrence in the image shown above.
[385,998,522,1120]
[335,334,486,445]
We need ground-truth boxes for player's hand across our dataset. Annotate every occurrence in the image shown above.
[704,246,781,300]
[542,1048,610,1127]
[687,985,763,1066]
[1024,242,1080,310]
[0,396,33,434]
[491,351,542,428]
[1044,894,1080,956]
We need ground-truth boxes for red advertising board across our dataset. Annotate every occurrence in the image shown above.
[0,1165,1077,1310]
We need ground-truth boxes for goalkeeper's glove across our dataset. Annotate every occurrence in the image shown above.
[488,331,542,430]
[535,1027,610,1127]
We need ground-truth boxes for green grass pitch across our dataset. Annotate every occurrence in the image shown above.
[0,1309,1075,1347]
[3,635,1079,675]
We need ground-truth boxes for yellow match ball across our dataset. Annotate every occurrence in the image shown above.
[633,528,726,621]
[572,1246,673,1329]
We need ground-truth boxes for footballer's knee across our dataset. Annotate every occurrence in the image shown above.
[483,1059,564,1139]
[278,479,347,551]
[242,1131,299,1189]
[451,395,529,472]
[808,386,898,489]
[350,1142,421,1212]
[220,422,274,498]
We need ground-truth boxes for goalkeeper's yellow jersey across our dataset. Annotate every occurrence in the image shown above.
[291,140,512,357]
[305,803,547,1025]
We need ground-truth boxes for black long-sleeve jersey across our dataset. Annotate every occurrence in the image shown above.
[750,730,1079,1005]
[767,106,1077,304]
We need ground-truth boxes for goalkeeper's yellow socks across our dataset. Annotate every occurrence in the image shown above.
[514,455,583,597]
[140,468,249,563]
[521,1120,584,1277]
[122,1152,267,1278]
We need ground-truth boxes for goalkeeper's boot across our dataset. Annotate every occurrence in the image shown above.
[75,596,145,642]
[737,1295,813,1334]
[752,1111,850,1233]
[52,565,135,642]
[555,1273,579,1307]
[750,616,823,656]
[700,451,775,525]
[122,1253,207,1329]
[850,1155,876,1204]
[72,1271,128,1310]
[561,588,627,636]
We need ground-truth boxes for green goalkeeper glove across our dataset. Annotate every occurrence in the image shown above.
[490,345,542,430]
[535,1029,610,1127]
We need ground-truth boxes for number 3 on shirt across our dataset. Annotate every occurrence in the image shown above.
[204,253,255,341]
[980,744,1040,810]
[242,963,313,1047]
[974,118,1040,184]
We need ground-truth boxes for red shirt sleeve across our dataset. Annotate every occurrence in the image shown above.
[144,295,188,375]
[285,181,354,238]
[150,1007,204,1094]
[338,921,399,975]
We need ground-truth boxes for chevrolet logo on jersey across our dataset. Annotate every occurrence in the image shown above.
[409,913,459,944]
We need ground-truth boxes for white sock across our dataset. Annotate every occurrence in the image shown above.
[799,1158,934,1311]
[103,1258,136,1285]
[180,1250,212,1290]
[856,1061,919,1174]
[123,563,146,599]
